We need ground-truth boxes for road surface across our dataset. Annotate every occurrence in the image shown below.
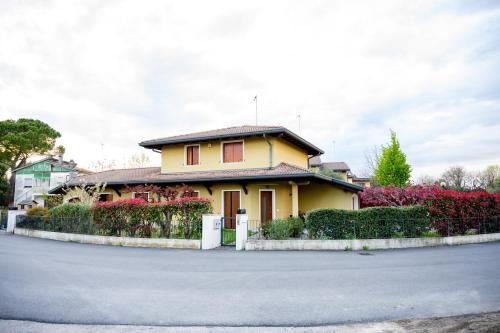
[1,234,499,326]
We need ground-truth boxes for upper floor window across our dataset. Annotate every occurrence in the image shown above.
[24,178,32,188]
[185,144,200,166]
[222,141,243,163]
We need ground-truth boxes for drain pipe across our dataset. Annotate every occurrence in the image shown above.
[263,134,273,168]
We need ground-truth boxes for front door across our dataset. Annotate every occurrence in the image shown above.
[260,190,273,225]
[222,191,240,245]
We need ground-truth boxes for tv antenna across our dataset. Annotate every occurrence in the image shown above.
[254,95,258,125]
[297,114,301,135]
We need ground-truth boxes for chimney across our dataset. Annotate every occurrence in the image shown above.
[58,154,63,163]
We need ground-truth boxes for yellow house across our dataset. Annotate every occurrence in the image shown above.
[50,126,362,228]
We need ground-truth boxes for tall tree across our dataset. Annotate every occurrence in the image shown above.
[374,131,412,187]
[440,166,467,189]
[0,119,61,203]
[126,152,150,168]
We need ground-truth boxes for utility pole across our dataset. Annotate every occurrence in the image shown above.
[254,95,258,125]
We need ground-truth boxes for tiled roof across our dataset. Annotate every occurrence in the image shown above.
[141,125,282,145]
[13,156,78,172]
[66,163,310,185]
[309,156,322,166]
[51,162,362,193]
[139,125,324,155]
[320,162,350,171]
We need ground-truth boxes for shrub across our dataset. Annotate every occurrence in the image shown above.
[421,230,440,238]
[305,206,429,240]
[26,206,48,216]
[91,197,212,238]
[263,217,304,240]
[48,203,92,234]
[49,203,91,219]
[360,186,500,236]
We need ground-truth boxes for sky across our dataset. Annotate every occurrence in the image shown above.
[1,0,499,179]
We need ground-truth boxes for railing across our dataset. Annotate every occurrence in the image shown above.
[247,219,265,240]
[248,216,500,240]
[15,215,200,239]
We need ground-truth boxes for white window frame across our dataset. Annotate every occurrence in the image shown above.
[220,140,245,164]
[258,189,276,223]
[191,190,200,197]
[221,189,242,217]
[132,192,150,202]
[184,144,201,166]
[352,194,359,210]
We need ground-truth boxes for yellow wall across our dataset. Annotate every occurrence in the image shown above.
[189,182,293,221]
[272,138,309,169]
[64,181,357,220]
[298,182,355,212]
[161,136,309,173]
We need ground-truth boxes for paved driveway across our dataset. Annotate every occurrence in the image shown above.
[1,234,499,326]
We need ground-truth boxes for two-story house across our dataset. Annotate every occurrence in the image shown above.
[50,126,362,227]
[14,156,88,209]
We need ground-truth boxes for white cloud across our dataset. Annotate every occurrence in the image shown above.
[0,0,499,178]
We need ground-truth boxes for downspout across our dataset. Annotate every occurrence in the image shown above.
[263,134,273,169]
[308,154,321,169]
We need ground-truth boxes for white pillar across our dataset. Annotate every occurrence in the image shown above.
[236,214,248,251]
[7,210,26,233]
[202,214,222,249]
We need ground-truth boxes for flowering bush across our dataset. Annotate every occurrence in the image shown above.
[360,186,500,235]
[91,197,212,238]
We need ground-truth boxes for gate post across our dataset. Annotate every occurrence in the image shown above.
[236,213,248,251]
[202,214,222,249]
[7,210,26,233]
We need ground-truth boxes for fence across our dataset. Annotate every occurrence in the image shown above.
[247,216,500,240]
[0,210,7,230]
[15,215,200,239]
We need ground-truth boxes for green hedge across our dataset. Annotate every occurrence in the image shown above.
[305,206,430,239]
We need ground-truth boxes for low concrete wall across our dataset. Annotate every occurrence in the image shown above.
[14,228,201,249]
[245,233,500,251]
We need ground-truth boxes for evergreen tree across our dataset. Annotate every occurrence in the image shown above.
[374,131,411,187]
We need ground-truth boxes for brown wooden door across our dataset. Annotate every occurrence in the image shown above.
[223,191,240,228]
[260,191,273,225]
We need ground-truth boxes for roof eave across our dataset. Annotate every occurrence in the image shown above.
[52,172,362,194]
[139,128,324,155]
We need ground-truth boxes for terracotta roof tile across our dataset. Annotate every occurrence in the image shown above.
[139,125,324,155]
[67,163,312,185]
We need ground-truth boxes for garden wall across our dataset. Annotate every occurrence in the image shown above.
[245,233,500,251]
[14,228,201,249]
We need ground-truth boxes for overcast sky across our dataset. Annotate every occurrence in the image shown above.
[1,0,499,178]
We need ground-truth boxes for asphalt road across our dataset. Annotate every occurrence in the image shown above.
[1,234,499,326]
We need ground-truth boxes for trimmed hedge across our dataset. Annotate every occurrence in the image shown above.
[305,206,430,239]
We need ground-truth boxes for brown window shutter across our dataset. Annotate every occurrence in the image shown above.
[233,142,243,162]
[186,146,192,165]
[192,145,199,165]
[223,143,233,162]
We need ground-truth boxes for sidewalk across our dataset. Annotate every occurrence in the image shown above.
[1,312,499,333]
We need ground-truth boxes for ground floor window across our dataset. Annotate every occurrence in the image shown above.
[132,192,149,202]
[98,193,113,202]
